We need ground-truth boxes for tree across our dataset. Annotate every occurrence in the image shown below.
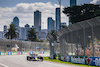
[27,28,38,41]
[63,4,100,24]
[50,30,57,41]
[4,24,19,40]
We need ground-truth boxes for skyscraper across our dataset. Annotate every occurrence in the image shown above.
[12,16,19,40]
[25,24,30,28]
[55,8,60,32]
[12,17,19,27]
[34,10,41,39]
[4,25,7,33]
[69,0,77,25]
[3,25,7,38]
[47,17,55,33]
[19,27,26,40]
[25,24,30,39]
[69,0,76,25]
[70,0,76,7]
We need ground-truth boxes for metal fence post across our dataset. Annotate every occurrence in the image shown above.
[72,25,78,56]
[86,21,94,57]
[78,23,86,56]
[66,33,68,55]
[68,28,73,56]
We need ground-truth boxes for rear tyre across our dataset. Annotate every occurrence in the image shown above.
[40,57,43,61]
[27,56,31,61]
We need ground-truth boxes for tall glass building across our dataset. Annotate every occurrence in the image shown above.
[12,17,19,27]
[34,10,41,39]
[55,8,60,32]
[47,17,55,33]
[69,0,77,25]
[19,27,26,40]
[25,24,30,28]
[70,0,76,7]
[11,16,19,40]
[4,25,7,33]
[25,24,30,39]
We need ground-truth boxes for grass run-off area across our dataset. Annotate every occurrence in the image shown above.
[43,57,98,67]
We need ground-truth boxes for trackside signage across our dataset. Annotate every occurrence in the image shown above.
[23,52,28,54]
[34,51,39,54]
[88,57,100,66]
[7,52,12,55]
[12,52,17,55]
[71,56,85,64]
[50,54,54,59]
[61,55,64,61]
[65,55,71,62]
[44,51,50,54]
[59,55,100,66]
[29,51,33,54]
[1,52,7,55]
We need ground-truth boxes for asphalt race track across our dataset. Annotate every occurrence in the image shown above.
[0,54,80,67]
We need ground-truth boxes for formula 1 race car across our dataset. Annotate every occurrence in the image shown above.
[27,54,43,61]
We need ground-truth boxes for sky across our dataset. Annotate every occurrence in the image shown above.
[0,0,100,31]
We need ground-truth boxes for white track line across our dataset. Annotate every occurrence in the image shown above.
[0,63,9,67]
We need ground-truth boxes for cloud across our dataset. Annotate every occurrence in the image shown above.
[0,2,68,31]
[90,0,100,4]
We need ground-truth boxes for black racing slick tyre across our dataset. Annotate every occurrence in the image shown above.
[40,57,43,61]
[27,56,31,61]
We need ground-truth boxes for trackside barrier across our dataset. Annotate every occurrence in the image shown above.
[61,55,65,61]
[7,52,12,55]
[59,55,100,66]
[65,55,71,62]
[89,57,100,66]
[23,51,29,55]
[1,52,7,55]
[0,51,50,55]
[12,52,17,55]
[44,51,50,54]
[17,52,23,55]
[50,54,54,59]
[34,51,39,54]
[39,51,44,54]
[28,51,33,54]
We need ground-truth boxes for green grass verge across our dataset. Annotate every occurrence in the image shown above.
[43,57,98,67]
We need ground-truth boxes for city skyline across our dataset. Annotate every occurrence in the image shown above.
[0,0,99,31]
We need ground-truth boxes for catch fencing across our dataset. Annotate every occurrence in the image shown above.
[47,16,100,66]
[57,16,100,57]
[0,38,49,52]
